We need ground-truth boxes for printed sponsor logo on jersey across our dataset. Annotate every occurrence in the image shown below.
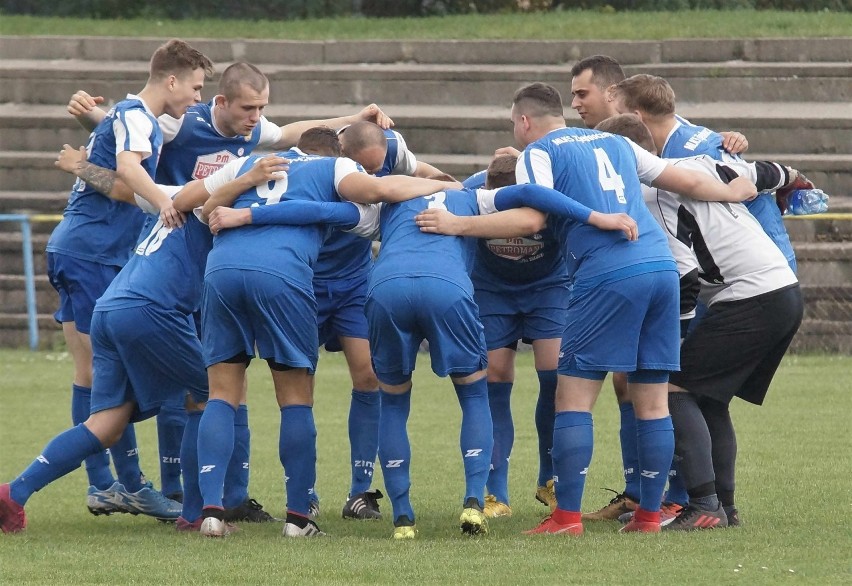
[684,128,713,151]
[464,449,483,458]
[192,150,235,179]
[486,236,544,261]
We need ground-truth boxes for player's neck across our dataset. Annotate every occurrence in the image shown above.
[136,85,167,117]
[645,117,676,154]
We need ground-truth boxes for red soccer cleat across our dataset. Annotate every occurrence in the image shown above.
[0,483,27,534]
[620,507,661,533]
[523,509,583,536]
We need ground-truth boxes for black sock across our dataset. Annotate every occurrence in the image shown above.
[669,392,716,493]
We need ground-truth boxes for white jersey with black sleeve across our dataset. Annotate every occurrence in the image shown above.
[648,155,797,306]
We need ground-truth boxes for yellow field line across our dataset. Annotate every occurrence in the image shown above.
[784,213,852,221]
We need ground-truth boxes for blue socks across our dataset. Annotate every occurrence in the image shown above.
[279,405,317,517]
[378,389,414,524]
[636,416,675,512]
[348,389,380,496]
[179,411,203,522]
[619,402,641,500]
[454,377,493,509]
[535,369,557,486]
[71,384,114,489]
[666,461,690,506]
[551,411,593,513]
[157,402,187,499]
[111,423,144,492]
[486,381,512,504]
[198,399,236,510]
[223,404,251,509]
[10,423,103,506]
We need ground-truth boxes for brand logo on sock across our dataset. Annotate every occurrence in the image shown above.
[36,454,49,464]
[668,470,677,478]
[242,462,250,469]
[641,470,660,479]
[464,449,483,458]
[354,460,375,469]
[385,459,404,468]
[580,467,588,475]
[553,475,559,483]
[126,448,139,457]
[200,465,216,473]
[161,456,180,464]
[624,466,634,475]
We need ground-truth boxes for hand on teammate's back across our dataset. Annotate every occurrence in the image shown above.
[246,155,290,184]
[587,211,639,241]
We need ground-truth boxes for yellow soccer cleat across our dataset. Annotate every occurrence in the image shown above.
[535,479,557,512]
[483,494,513,518]
[460,499,488,535]
[392,525,417,540]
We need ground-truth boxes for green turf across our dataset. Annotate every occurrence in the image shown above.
[0,350,850,584]
[1,10,851,40]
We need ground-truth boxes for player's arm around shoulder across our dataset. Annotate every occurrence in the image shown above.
[337,158,459,204]
[200,154,289,223]
[653,161,757,203]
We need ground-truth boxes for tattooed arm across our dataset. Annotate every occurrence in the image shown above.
[55,144,135,203]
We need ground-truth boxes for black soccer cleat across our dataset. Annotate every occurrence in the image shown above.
[342,489,383,520]
[222,497,277,523]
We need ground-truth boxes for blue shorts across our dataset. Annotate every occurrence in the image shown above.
[47,252,121,334]
[559,270,680,377]
[365,276,487,385]
[475,282,569,349]
[315,274,370,352]
[89,304,208,422]
[202,268,318,372]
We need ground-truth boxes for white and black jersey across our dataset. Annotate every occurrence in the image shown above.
[646,155,797,306]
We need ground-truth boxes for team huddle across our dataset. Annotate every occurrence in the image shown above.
[0,41,810,538]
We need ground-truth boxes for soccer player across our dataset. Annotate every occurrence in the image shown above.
[0,150,288,533]
[67,62,392,520]
[596,113,804,530]
[455,155,569,518]
[306,120,448,521]
[609,73,798,272]
[570,56,750,521]
[42,39,212,519]
[192,144,453,538]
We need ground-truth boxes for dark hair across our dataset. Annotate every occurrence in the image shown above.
[595,113,656,153]
[512,82,564,119]
[218,62,268,101]
[297,126,342,157]
[610,74,676,118]
[485,154,518,189]
[570,55,625,88]
[149,39,213,81]
[339,121,388,155]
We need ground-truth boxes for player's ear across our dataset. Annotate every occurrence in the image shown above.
[213,94,228,108]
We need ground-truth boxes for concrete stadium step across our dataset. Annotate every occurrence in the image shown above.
[0,232,49,274]
[2,101,849,157]
[800,284,852,322]
[1,59,849,105]
[0,191,68,215]
[0,273,55,314]
[2,36,850,65]
[790,319,852,354]
[793,242,852,288]
[0,313,62,349]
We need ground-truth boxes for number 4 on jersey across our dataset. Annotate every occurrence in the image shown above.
[593,148,626,204]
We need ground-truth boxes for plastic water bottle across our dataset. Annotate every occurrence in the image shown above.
[786,188,829,216]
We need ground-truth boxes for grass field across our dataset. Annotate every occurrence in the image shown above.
[0,349,850,584]
[1,10,851,40]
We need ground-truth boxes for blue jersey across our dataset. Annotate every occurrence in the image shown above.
[96,213,213,315]
[661,117,795,267]
[46,95,155,266]
[155,101,267,185]
[463,170,487,190]
[518,127,675,286]
[313,128,416,282]
[204,149,363,290]
[368,190,480,294]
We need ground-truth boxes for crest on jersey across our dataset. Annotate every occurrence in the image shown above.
[192,150,234,179]
[486,236,544,261]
